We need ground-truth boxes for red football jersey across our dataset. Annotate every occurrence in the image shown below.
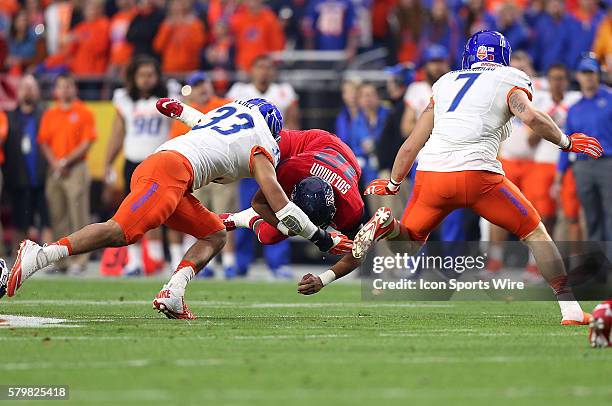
[276,129,364,232]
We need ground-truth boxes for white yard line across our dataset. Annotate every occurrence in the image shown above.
[2,299,453,308]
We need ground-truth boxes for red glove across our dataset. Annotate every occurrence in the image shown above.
[328,232,353,255]
[156,98,184,119]
[562,133,604,159]
[364,179,401,196]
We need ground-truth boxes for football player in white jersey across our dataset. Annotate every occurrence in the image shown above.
[353,31,603,325]
[104,55,174,275]
[3,99,352,319]
[227,53,300,278]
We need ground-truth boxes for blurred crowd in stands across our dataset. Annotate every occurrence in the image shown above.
[0,0,609,279]
[0,0,610,80]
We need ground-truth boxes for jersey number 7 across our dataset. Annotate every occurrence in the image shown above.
[447,72,482,112]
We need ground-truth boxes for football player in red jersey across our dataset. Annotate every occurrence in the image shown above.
[589,300,612,348]
[221,128,367,293]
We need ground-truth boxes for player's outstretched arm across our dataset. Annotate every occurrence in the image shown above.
[508,90,603,159]
[156,98,207,128]
[364,99,434,196]
[251,154,352,255]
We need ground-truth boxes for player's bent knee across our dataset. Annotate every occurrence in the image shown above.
[105,220,130,246]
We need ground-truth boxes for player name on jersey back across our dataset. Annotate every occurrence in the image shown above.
[417,63,534,175]
[156,101,280,189]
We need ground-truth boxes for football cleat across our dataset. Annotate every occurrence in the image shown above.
[152,284,196,320]
[352,207,396,259]
[588,301,612,347]
[561,311,591,326]
[7,240,43,297]
[0,259,8,298]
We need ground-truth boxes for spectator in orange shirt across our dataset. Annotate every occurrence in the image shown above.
[230,0,285,72]
[38,73,97,273]
[108,0,137,74]
[593,4,612,72]
[67,0,110,75]
[153,0,207,73]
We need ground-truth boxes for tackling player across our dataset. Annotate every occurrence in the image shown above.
[1,99,351,319]
[352,31,603,325]
[222,128,366,293]
[159,100,365,292]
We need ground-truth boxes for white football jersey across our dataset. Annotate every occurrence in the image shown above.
[113,88,172,162]
[417,62,534,174]
[226,82,298,117]
[156,101,280,190]
[532,90,581,163]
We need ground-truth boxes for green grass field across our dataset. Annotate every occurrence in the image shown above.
[1,278,611,405]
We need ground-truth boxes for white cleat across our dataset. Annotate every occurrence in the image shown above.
[7,240,44,297]
[352,207,396,259]
[152,284,196,320]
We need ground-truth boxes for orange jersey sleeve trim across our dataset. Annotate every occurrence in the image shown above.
[249,145,274,176]
[506,86,533,108]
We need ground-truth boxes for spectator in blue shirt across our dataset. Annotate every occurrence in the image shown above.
[302,0,359,57]
[350,82,389,185]
[562,56,612,244]
[497,2,530,52]
[335,79,359,145]
[7,10,41,73]
[530,0,578,72]
[568,0,606,69]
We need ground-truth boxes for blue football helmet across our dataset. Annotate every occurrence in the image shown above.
[291,176,336,227]
[246,98,283,139]
[461,30,512,69]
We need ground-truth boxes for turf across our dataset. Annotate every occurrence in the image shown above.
[1,279,611,405]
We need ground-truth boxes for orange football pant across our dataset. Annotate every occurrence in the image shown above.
[112,151,225,244]
[401,170,541,241]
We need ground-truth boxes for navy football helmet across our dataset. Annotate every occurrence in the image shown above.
[246,98,283,139]
[291,176,336,227]
[462,30,512,69]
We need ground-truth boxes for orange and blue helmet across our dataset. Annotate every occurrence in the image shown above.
[461,30,512,69]
[246,98,283,140]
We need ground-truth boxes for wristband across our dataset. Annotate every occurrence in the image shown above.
[319,270,336,286]
[277,222,290,236]
[388,178,401,192]
[558,134,571,149]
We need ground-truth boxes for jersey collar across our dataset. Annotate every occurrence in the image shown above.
[471,62,503,69]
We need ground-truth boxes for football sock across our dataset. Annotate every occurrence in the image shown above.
[233,208,259,229]
[40,238,71,268]
[147,239,164,263]
[126,243,143,272]
[222,252,236,269]
[169,243,184,272]
[169,260,197,291]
